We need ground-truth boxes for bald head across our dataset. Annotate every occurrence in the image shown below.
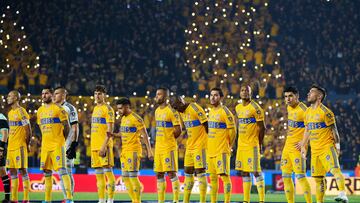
[7,90,21,106]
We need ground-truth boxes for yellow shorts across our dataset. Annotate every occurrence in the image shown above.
[154,150,178,172]
[281,149,306,174]
[207,153,230,175]
[120,151,141,172]
[235,146,261,172]
[184,148,207,169]
[40,146,66,171]
[91,147,114,168]
[311,145,340,176]
[6,146,28,169]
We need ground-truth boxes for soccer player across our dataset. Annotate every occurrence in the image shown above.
[109,97,153,203]
[6,90,32,202]
[207,87,236,203]
[169,95,208,203]
[300,84,348,203]
[235,85,265,203]
[53,87,79,201]
[282,87,312,203]
[0,112,11,202]
[91,85,116,203]
[154,87,182,203]
[36,87,73,203]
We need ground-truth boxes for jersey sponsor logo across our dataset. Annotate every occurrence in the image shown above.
[238,117,256,124]
[92,117,106,124]
[165,158,170,163]
[196,155,201,161]
[208,121,227,129]
[120,126,137,133]
[40,117,61,124]
[184,120,201,128]
[156,121,173,128]
[307,122,327,130]
[288,120,305,128]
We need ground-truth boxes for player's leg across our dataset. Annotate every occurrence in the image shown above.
[165,150,179,203]
[292,153,312,203]
[103,147,115,203]
[128,151,142,203]
[207,156,218,203]
[281,150,294,203]
[236,148,252,203]
[43,169,53,202]
[194,149,207,203]
[183,150,195,203]
[154,152,166,203]
[9,168,19,202]
[312,155,326,203]
[121,153,135,201]
[19,168,30,203]
[54,147,73,202]
[217,153,231,203]
[92,151,106,203]
[40,149,53,203]
[323,147,347,202]
[2,144,10,201]
[252,146,264,203]
[242,171,251,203]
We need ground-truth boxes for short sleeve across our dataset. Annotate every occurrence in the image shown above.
[106,106,115,123]
[170,108,181,126]
[36,108,41,125]
[192,103,207,124]
[324,110,335,126]
[223,108,235,129]
[59,107,68,122]
[253,105,264,122]
[19,108,30,126]
[134,116,145,131]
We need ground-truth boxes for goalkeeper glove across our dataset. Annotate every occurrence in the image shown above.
[66,141,78,159]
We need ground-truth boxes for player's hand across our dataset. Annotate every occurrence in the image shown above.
[0,149,3,159]
[300,146,307,160]
[147,151,154,160]
[106,132,114,138]
[99,147,107,158]
[294,141,302,151]
[66,141,78,159]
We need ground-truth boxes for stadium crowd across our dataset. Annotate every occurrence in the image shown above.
[0,0,359,171]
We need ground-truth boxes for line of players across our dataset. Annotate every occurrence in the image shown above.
[0,83,349,203]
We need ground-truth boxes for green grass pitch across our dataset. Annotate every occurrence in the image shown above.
[1,192,360,202]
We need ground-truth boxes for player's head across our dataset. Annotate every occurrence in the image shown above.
[155,87,169,105]
[307,84,326,104]
[53,86,68,104]
[116,97,131,116]
[94,85,106,104]
[240,84,252,100]
[42,86,54,104]
[210,87,223,106]
[169,95,187,113]
[283,86,299,106]
[7,90,21,105]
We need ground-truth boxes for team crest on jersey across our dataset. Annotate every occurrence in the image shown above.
[128,158,132,163]
[228,116,233,122]
[16,156,20,161]
[315,114,320,121]
[56,156,61,161]
[295,158,300,164]
[256,110,261,115]
[281,159,287,166]
[196,155,201,161]
[326,155,330,161]
[326,113,332,118]
[236,161,242,168]
[165,158,170,163]
[248,158,252,163]
[217,161,222,166]
[198,112,203,117]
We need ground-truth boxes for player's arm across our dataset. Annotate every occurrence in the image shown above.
[62,120,70,139]
[24,123,32,151]
[228,127,236,148]
[300,127,311,159]
[100,122,114,156]
[173,125,181,138]
[330,123,341,154]
[139,128,153,159]
[202,121,208,133]
[257,121,265,149]
[0,119,9,159]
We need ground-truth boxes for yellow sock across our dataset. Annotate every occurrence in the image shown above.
[157,178,166,203]
[331,168,345,191]
[129,174,142,203]
[197,173,207,203]
[10,175,19,201]
[123,175,135,201]
[44,172,52,202]
[61,174,73,199]
[256,175,265,202]
[296,174,312,203]
[220,175,232,203]
[314,177,326,203]
[171,176,180,203]
[282,174,294,203]
[242,176,251,203]
[95,170,106,201]
[22,174,30,201]
[104,169,115,199]
[209,174,218,203]
[183,173,194,203]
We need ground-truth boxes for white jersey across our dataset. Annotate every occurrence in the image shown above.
[62,101,78,150]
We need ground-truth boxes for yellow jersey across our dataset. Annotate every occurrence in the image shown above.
[155,105,180,153]
[181,103,208,151]
[8,106,30,150]
[285,102,307,151]
[91,103,115,151]
[208,105,235,157]
[37,103,68,151]
[120,112,145,153]
[235,100,264,148]
[304,104,335,155]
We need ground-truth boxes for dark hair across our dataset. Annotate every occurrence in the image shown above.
[283,86,299,95]
[43,86,54,94]
[116,97,131,106]
[210,87,224,97]
[157,87,169,96]
[94,85,107,93]
[311,84,327,102]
